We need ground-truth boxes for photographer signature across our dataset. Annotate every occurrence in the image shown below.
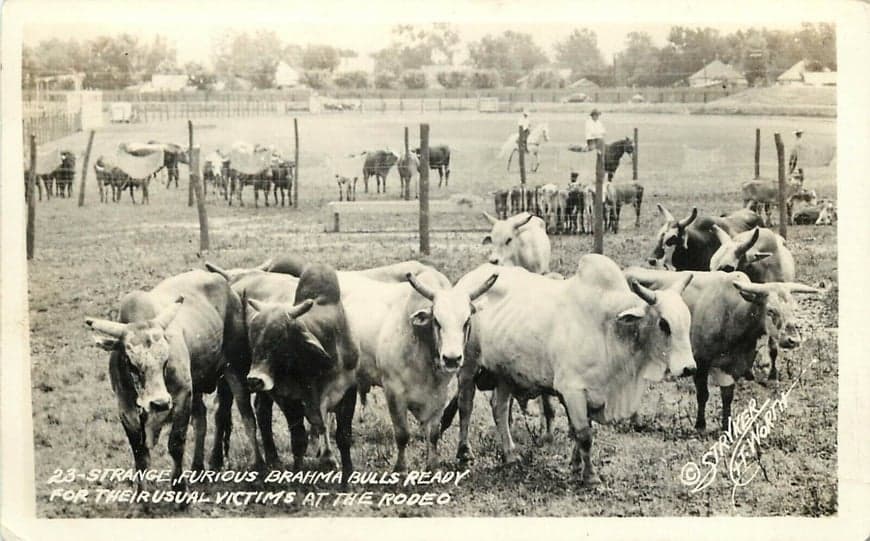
[679,359,816,505]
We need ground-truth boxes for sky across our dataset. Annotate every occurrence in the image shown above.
[18,1,827,68]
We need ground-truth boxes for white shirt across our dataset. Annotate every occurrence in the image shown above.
[518,115,530,130]
[585,118,606,140]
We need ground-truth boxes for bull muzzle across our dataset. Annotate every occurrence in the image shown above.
[149,397,172,412]
[246,373,274,392]
[440,354,463,372]
[780,336,801,350]
[488,256,500,265]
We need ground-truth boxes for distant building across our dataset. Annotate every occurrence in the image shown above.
[35,72,85,91]
[803,71,837,87]
[687,60,748,89]
[275,62,300,89]
[778,60,837,87]
[517,64,573,89]
[569,77,599,89]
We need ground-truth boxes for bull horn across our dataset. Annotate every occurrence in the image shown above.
[512,213,534,229]
[735,227,761,259]
[85,318,127,338]
[671,273,694,294]
[256,258,273,271]
[785,282,820,295]
[286,298,315,320]
[247,297,266,314]
[482,211,498,225]
[657,204,675,223]
[468,273,499,301]
[406,272,437,301]
[628,278,657,305]
[711,224,733,246]
[205,262,232,282]
[154,296,184,329]
[678,207,698,228]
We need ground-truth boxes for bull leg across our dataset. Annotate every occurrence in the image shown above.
[768,335,779,381]
[121,418,151,492]
[364,174,369,194]
[222,369,264,468]
[491,381,519,464]
[634,200,642,228]
[284,399,308,471]
[438,168,443,189]
[190,393,207,471]
[129,185,137,204]
[167,390,192,491]
[693,366,710,432]
[335,386,357,485]
[556,387,599,485]
[614,202,622,233]
[540,395,555,444]
[385,389,410,472]
[255,393,279,467]
[424,414,442,471]
[143,182,150,205]
[720,384,735,433]
[209,378,233,470]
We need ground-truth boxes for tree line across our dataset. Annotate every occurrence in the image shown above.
[23,23,835,91]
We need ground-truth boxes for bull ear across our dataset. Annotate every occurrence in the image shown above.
[409,308,432,328]
[482,211,498,225]
[482,235,492,246]
[732,281,768,304]
[616,306,646,324]
[297,327,332,366]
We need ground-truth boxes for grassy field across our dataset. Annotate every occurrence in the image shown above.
[27,111,837,517]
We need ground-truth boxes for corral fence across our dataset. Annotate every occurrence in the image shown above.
[22,91,103,145]
[84,86,734,120]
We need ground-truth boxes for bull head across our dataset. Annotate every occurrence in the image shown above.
[710,226,771,273]
[85,296,184,414]
[733,279,818,352]
[651,205,697,267]
[406,271,498,373]
[481,212,535,266]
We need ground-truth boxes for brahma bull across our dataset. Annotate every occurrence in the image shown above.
[227,142,273,207]
[450,256,695,484]
[624,267,818,431]
[413,144,451,188]
[741,174,812,226]
[397,151,420,200]
[482,211,551,273]
[649,205,764,270]
[604,181,644,232]
[84,270,261,492]
[361,149,399,194]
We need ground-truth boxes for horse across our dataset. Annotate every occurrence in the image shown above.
[499,124,550,173]
[603,137,634,182]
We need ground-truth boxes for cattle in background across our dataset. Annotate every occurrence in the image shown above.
[203,151,229,201]
[147,141,187,189]
[52,151,76,198]
[649,205,764,270]
[396,151,420,200]
[361,150,399,194]
[793,199,836,225]
[412,145,451,188]
[482,212,550,273]
[336,175,356,201]
[449,257,695,483]
[94,155,157,205]
[83,270,262,491]
[741,173,811,226]
[604,181,644,233]
[624,267,817,431]
[227,142,273,207]
[509,186,523,215]
[269,155,295,207]
[583,185,597,235]
[564,183,586,234]
[492,189,509,219]
[537,184,559,232]
[214,264,359,479]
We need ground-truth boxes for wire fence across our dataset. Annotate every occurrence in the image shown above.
[23,110,82,146]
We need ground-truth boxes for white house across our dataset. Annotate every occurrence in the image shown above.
[275,62,300,89]
[687,60,748,89]
[777,60,837,87]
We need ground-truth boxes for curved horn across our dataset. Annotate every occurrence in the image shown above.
[671,273,694,294]
[247,297,266,314]
[482,211,498,225]
[629,278,658,305]
[205,262,232,282]
[735,227,761,259]
[711,224,733,247]
[678,207,698,228]
[406,272,437,301]
[286,298,315,320]
[468,273,499,301]
[512,213,534,230]
[153,296,184,329]
[657,203,675,223]
[85,318,127,338]
[784,282,820,295]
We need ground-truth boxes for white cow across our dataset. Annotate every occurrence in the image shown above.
[481,211,551,273]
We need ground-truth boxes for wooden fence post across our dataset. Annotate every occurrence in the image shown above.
[190,147,210,252]
[593,138,605,254]
[754,128,761,180]
[404,126,410,201]
[77,130,95,207]
[775,132,787,239]
[27,134,37,260]
[293,118,300,207]
[632,127,638,181]
[188,120,194,206]
[518,126,527,191]
[419,124,430,255]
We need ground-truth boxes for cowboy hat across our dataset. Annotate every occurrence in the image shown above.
[590,109,601,116]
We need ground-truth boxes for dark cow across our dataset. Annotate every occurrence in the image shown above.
[212,264,359,480]
[270,156,295,207]
[361,150,399,194]
[84,271,262,492]
[649,206,764,271]
[93,157,153,204]
[146,141,188,189]
[493,190,509,219]
[564,183,586,234]
[52,151,76,198]
[624,267,817,431]
[604,181,644,232]
[413,145,451,188]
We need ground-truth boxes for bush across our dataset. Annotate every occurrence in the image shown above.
[436,70,466,89]
[527,69,564,89]
[300,70,331,90]
[374,72,397,89]
[468,69,501,89]
[333,70,369,89]
[401,70,428,90]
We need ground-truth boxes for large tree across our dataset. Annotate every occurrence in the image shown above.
[466,31,547,87]
[372,23,460,74]
[614,32,662,86]
[301,44,342,71]
[212,30,284,88]
[554,28,606,81]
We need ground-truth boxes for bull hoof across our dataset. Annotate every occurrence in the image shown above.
[582,471,602,487]
[392,462,407,473]
[292,456,305,472]
[456,444,475,464]
[541,433,555,445]
[319,455,337,471]
[503,450,522,465]
[191,460,205,472]
[768,368,779,381]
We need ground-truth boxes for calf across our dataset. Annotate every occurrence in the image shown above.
[624,267,817,431]
[84,271,261,491]
[741,175,807,226]
[604,181,644,232]
[336,175,356,201]
[538,184,559,233]
[270,156,295,207]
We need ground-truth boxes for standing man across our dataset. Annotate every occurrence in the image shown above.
[585,108,606,153]
[518,108,531,153]
[788,129,804,179]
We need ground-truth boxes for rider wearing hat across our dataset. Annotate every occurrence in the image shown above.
[518,108,531,152]
[789,129,804,178]
[585,109,606,153]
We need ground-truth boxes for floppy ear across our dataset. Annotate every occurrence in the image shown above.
[616,306,646,324]
[296,327,333,367]
[92,334,121,351]
[409,308,432,329]
[745,251,772,264]
[482,235,492,246]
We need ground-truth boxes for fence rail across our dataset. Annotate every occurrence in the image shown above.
[23,111,82,146]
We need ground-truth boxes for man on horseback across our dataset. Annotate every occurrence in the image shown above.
[518,109,531,153]
[585,109,606,153]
